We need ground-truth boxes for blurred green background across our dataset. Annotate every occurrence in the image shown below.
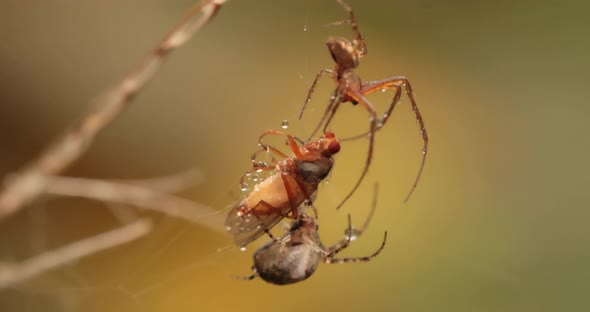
[1,0,589,311]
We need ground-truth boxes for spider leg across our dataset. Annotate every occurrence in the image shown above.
[306,89,342,141]
[324,214,354,257]
[321,89,344,134]
[293,136,306,145]
[306,200,319,220]
[336,0,367,55]
[253,214,279,242]
[299,69,334,120]
[355,183,379,234]
[335,90,377,210]
[324,231,387,264]
[233,267,258,281]
[360,76,428,203]
[338,85,400,142]
[325,183,379,255]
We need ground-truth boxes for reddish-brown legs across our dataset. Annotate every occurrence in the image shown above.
[351,76,428,202]
[300,0,428,204]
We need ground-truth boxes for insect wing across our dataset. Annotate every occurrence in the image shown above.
[225,208,285,247]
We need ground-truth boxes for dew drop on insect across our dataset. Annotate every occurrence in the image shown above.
[281,120,289,129]
[240,246,247,251]
[245,172,251,177]
[252,174,259,182]
[381,88,387,93]
[225,225,232,232]
[377,117,385,127]
[240,183,248,192]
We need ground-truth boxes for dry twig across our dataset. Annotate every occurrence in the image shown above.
[0,0,226,221]
[45,176,225,233]
[110,168,205,194]
[0,219,152,290]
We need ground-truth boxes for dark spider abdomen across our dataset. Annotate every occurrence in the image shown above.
[253,238,321,285]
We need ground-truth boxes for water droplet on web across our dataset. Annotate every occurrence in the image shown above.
[345,228,361,241]
[281,120,289,129]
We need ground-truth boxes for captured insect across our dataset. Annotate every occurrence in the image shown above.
[239,184,386,285]
[225,129,341,248]
[300,0,429,206]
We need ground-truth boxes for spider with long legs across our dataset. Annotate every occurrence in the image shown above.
[225,129,341,248]
[239,184,386,285]
[300,0,428,206]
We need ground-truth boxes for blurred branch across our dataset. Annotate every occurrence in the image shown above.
[0,219,152,290]
[111,168,205,194]
[45,176,225,233]
[0,0,226,221]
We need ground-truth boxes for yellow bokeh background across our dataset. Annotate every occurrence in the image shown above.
[1,0,589,311]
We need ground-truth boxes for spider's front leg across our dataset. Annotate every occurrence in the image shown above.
[335,0,367,56]
[299,69,335,120]
[334,88,377,210]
